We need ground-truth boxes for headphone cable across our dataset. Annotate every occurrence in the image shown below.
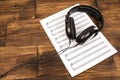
[0,41,78,79]
[0,46,39,79]
[58,39,79,55]
[0,61,33,79]
[95,0,100,10]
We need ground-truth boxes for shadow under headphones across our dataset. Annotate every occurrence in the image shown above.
[65,5,104,44]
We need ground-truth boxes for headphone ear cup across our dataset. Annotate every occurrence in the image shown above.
[76,26,95,44]
[66,17,76,39]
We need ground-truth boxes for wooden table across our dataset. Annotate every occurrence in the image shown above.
[0,0,120,80]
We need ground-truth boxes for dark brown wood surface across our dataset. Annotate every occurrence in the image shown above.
[0,0,120,80]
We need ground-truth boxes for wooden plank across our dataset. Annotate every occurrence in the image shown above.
[5,19,53,47]
[0,46,37,80]
[37,0,96,19]
[0,0,35,21]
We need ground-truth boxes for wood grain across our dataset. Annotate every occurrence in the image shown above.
[0,0,120,80]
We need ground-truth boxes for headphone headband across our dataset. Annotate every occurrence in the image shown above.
[66,5,104,31]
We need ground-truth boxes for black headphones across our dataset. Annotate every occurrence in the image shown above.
[65,5,104,44]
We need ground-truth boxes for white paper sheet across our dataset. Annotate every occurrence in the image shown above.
[40,3,118,77]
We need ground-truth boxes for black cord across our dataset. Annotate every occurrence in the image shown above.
[0,46,39,79]
[0,40,78,79]
[0,61,33,79]
[58,39,71,55]
[95,0,100,10]
[58,39,79,55]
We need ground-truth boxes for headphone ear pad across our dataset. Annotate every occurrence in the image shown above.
[76,26,95,44]
[66,17,76,39]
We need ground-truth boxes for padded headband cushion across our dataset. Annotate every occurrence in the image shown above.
[67,5,104,31]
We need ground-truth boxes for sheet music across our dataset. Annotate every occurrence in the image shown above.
[40,4,118,77]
